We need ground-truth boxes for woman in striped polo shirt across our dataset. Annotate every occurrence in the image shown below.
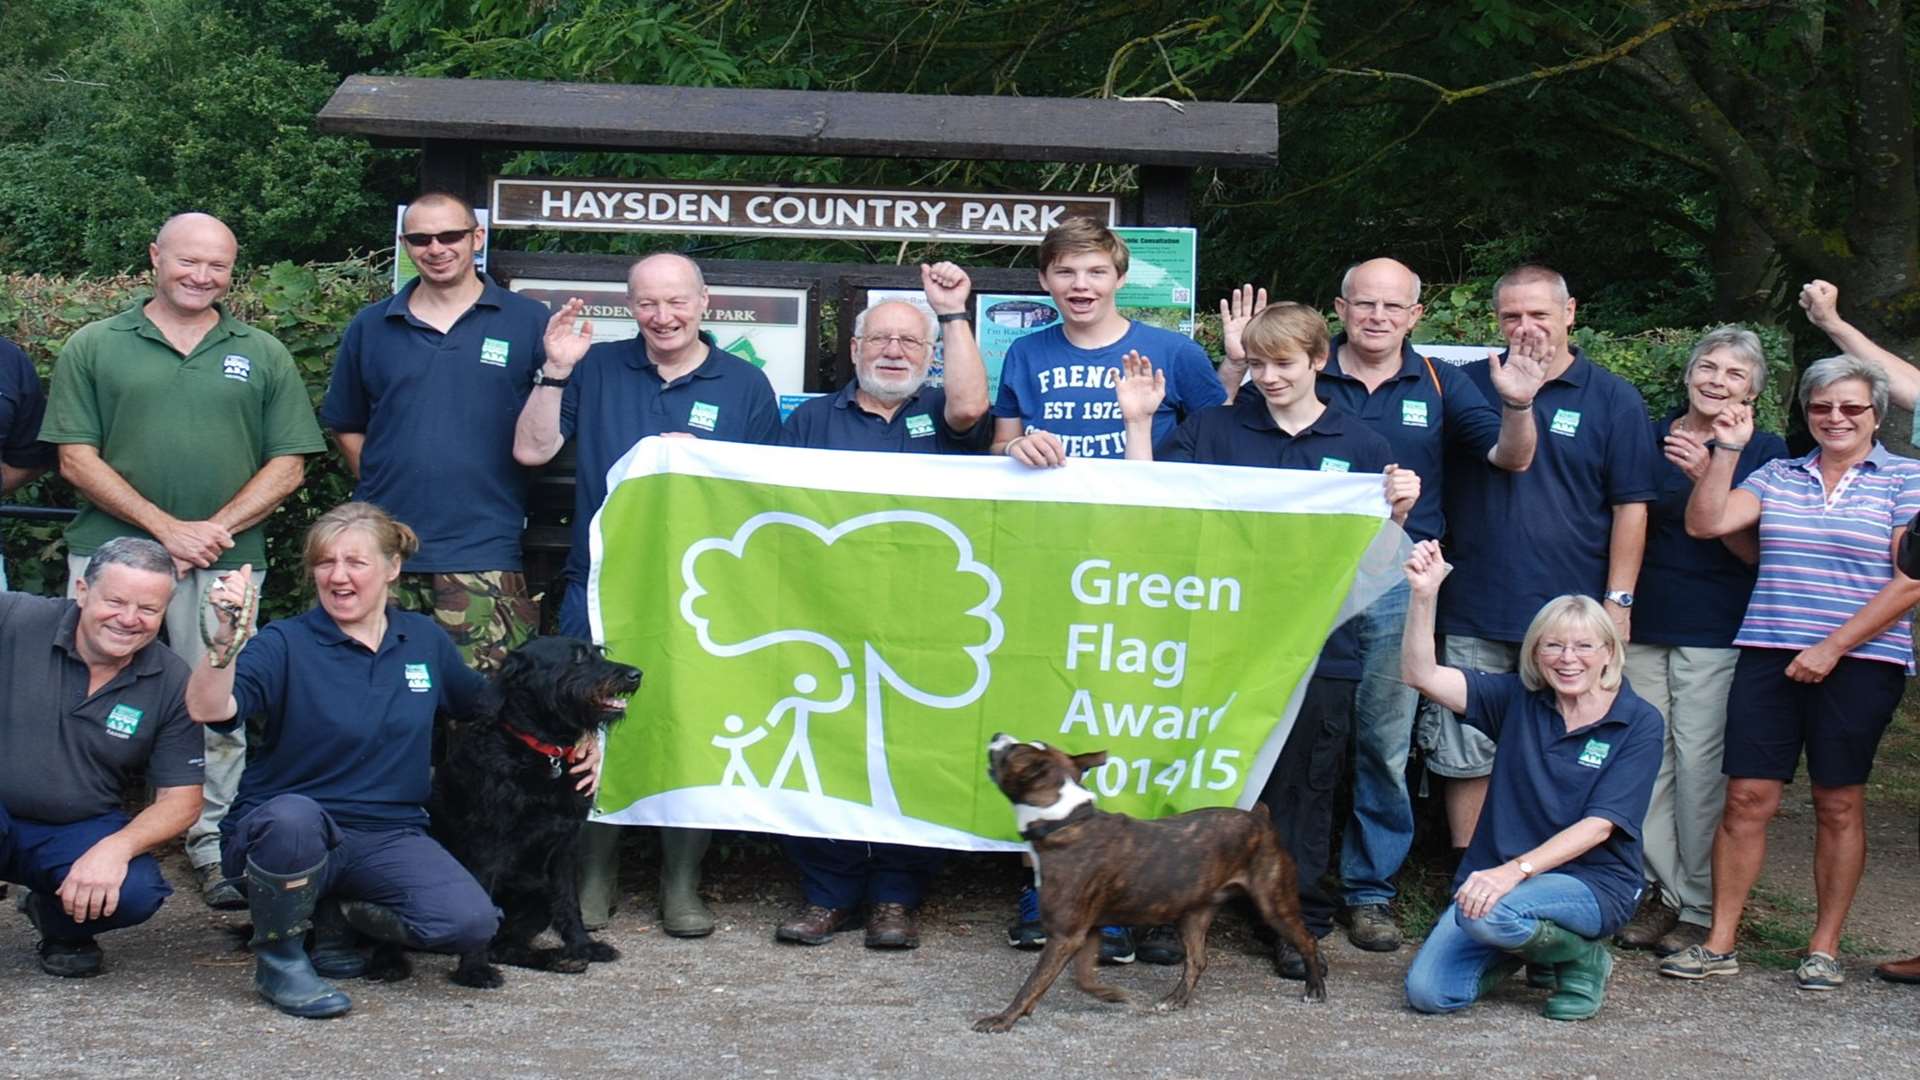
[1661,355,1920,992]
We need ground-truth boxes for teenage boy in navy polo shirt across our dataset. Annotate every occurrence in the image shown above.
[992,218,1231,466]
[1214,259,1547,952]
[513,251,780,941]
[773,262,986,952]
[1432,265,1655,856]
[1120,302,1419,980]
[321,192,549,672]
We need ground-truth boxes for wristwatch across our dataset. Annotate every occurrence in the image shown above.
[1604,590,1634,608]
[1516,859,1536,878]
[535,367,571,389]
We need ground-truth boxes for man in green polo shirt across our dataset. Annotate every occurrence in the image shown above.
[38,212,325,909]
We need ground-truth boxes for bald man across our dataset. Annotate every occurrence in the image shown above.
[513,251,780,939]
[39,212,325,907]
[1217,258,1546,953]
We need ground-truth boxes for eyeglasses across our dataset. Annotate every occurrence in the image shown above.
[861,333,930,355]
[399,229,475,248]
[1806,402,1874,418]
[1342,299,1414,317]
[1537,641,1604,658]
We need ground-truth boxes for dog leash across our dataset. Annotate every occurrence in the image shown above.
[502,724,585,780]
[198,574,258,669]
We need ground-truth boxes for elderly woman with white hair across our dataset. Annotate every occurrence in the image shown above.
[1612,328,1787,957]
[1663,354,1920,992]
[1400,541,1662,1021]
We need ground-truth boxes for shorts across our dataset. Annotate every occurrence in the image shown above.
[1722,646,1905,787]
[1417,636,1520,779]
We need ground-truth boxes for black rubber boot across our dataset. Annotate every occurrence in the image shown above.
[308,897,367,980]
[338,899,411,945]
[246,859,352,1019]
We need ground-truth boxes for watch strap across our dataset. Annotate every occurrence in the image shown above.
[936,311,971,324]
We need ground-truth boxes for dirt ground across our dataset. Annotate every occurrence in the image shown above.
[4,789,1916,1080]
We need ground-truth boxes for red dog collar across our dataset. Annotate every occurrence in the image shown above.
[503,724,585,766]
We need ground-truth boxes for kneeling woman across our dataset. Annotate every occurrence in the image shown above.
[1400,540,1662,1020]
[185,503,499,1019]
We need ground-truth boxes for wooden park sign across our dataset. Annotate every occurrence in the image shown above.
[490,177,1117,244]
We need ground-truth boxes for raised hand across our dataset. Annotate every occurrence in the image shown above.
[1115,350,1166,425]
[921,261,972,315]
[1710,402,1754,447]
[204,563,255,646]
[542,297,593,374]
[1798,279,1841,332]
[1403,539,1452,596]
[1663,428,1712,482]
[1383,465,1420,524]
[1220,284,1268,362]
[1488,324,1550,407]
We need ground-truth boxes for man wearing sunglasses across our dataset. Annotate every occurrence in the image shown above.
[320,191,549,675]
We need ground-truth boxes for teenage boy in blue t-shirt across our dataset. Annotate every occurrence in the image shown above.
[992,219,1231,465]
[1117,301,1418,979]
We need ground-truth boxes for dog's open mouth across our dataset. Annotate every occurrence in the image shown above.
[599,696,630,714]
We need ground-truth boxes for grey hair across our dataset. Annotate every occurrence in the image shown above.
[1800,354,1889,419]
[852,301,938,343]
[1338,262,1422,304]
[1686,325,1768,401]
[83,537,177,586]
[1494,264,1571,305]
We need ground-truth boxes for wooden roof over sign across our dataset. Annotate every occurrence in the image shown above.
[316,76,1279,169]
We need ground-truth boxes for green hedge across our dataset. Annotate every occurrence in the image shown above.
[4,263,1796,612]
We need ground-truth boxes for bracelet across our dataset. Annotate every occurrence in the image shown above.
[1005,435,1026,457]
[936,311,970,324]
[1501,397,1532,411]
[1710,440,1746,452]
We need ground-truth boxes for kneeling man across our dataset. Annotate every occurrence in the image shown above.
[1,537,202,976]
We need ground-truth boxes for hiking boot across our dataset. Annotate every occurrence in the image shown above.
[196,862,246,911]
[21,891,103,978]
[775,904,853,946]
[1135,924,1185,966]
[1654,921,1710,957]
[1659,943,1739,980]
[1098,925,1135,965]
[1342,903,1402,952]
[1512,919,1613,1021]
[864,903,920,950]
[1613,897,1678,950]
[1874,953,1920,984]
[1006,885,1045,950]
[1796,951,1845,991]
[1274,939,1329,982]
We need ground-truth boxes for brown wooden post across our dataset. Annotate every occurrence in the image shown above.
[419,139,485,207]
[1136,165,1193,227]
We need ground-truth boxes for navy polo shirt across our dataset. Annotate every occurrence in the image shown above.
[320,275,546,573]
[223,607,485,831]
[1317,334,1502,543]
[1635,413,1788,648]
[1156,393,1393,680]
[1455,670,1663,937]
[780,382,989,454]
[559,339,781,584]
[1438,348,1656,642]
[2,337,54,473]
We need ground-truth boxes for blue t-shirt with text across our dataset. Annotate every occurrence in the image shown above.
[992,321,1224,458]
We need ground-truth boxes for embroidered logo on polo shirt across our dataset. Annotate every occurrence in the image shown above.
[1319,457,1351,473]
[688,401,720,432]
[1401,400,1429,428]
[1577,738,1611,768]
[1550,408,1582,438]
[480,338,510,367]
[405,663,432,693]
[104,703,144,739]
[221,355,252,382]
[905,413,935,438]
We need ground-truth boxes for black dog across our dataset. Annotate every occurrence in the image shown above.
[422,635,642,988]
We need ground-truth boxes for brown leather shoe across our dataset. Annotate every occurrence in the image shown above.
[775,904,853,946]
[1875,953,1920,984]
[1614,897,1678,950]
[864,902,921,950]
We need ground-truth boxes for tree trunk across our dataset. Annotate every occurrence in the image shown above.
[1707,196,1779,323]
[1839,0,1918,340]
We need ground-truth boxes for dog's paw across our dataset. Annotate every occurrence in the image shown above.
[1155,991,1192,1011]
[450,961,504,989]
[365,946,413,983]
[971,1014,1019,1034]
[586,941,620,963]
[547,952,590,974]
[1300,985,1327,1003]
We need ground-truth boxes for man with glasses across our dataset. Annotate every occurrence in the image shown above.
[321,191,548,673]
[1219,259,1545,953]
[39,212,325,908]
[771,262,989,951]
[514,250,780,941]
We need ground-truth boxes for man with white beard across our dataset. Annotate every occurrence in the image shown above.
[770,261,988,949]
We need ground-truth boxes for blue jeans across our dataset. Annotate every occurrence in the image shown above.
[1340,580,1421,906]
[782,836,945,909]
[559,578,590,640]
[1404,872,1603,1014]
[0,805,172,942]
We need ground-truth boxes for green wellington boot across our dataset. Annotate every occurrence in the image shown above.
[1511,919,1614,1021]
[246,859,352,1019]
[577,820,621,931]
[658,827,715,937]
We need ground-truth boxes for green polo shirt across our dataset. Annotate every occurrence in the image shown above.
[39,299,326,568]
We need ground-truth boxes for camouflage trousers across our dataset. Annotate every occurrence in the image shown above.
[392,570,540,674]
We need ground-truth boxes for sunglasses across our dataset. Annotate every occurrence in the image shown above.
[399,228,474,248]
[1806,402,1874,418]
